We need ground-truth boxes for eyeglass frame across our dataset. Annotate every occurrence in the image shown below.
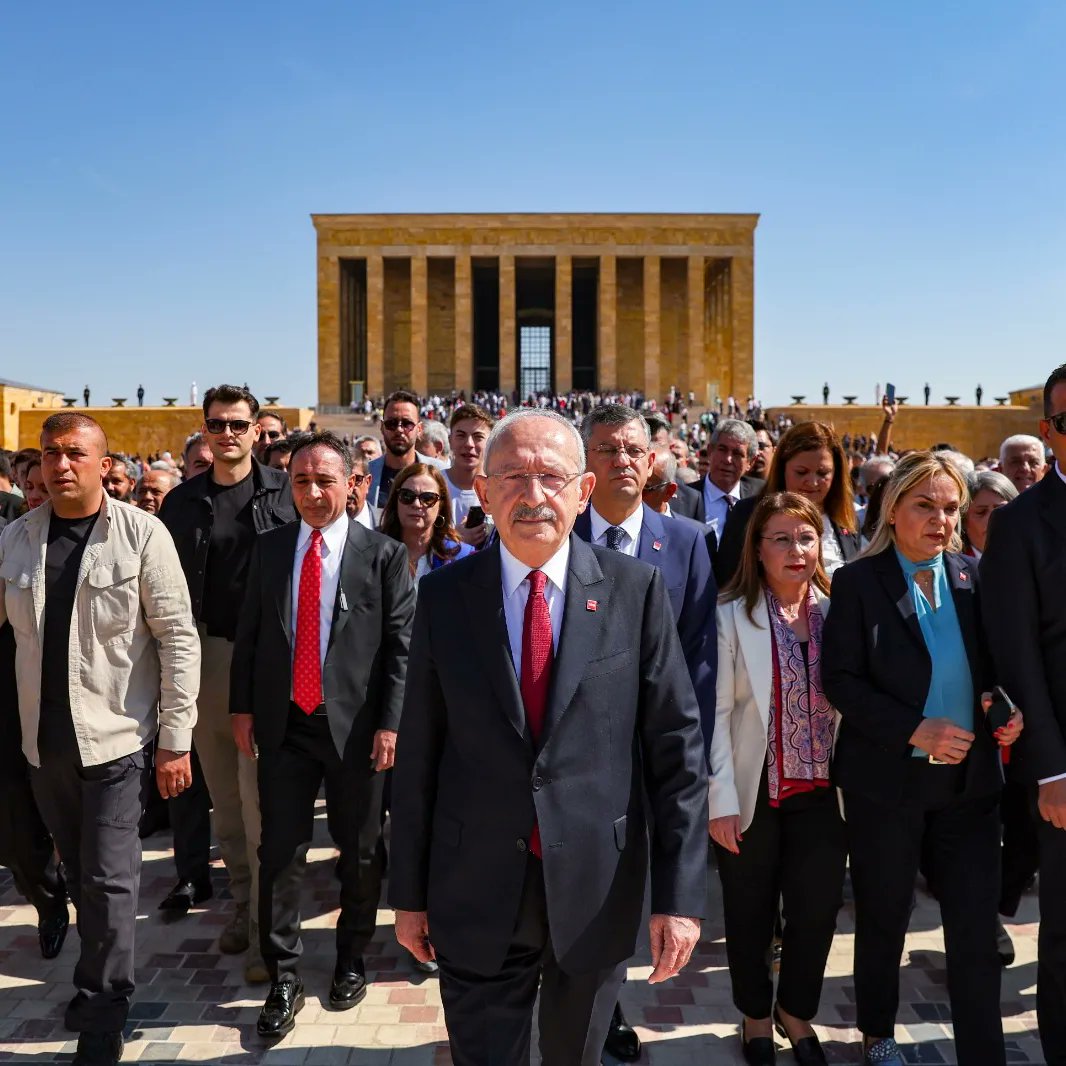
[382,417,417,432]
[396,488,441,507]
[759,532,821,551]
[483,471,581,495]
[590,444,650,463]
[204,418,252,436]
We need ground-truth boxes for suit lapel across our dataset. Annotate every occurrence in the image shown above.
[329,520,369,650]
[873,548,927,655]
[694,477,707,523]
[732,594,773,733]
[274,522,301,643]
[636,505,665,562]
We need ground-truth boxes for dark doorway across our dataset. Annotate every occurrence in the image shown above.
[472,260,500,390]
[572,260,598,391]
[339,259,367,403]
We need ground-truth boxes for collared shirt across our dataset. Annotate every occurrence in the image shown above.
[588,504,643,558]
[499,538,568,684]
[291,514,348,670]
[702,478,740,538]
[894,548,974,754]
[353,504,375,530]
[821,514,846,575]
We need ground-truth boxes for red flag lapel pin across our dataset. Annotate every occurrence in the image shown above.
[652,539,663,551]
[586,599,599,611]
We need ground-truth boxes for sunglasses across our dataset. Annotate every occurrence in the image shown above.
[263,430,283,440]
[351,473,368,485]
[383,418,417,432]
[205,418,252,435]
[397,488,441,507]
[1047,412,1066,435]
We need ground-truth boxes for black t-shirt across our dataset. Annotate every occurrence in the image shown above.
[40,510,99,758]
[199,472,256,638]
[374,463,400,509]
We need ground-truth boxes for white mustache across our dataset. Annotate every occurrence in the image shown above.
[511,504,557,522]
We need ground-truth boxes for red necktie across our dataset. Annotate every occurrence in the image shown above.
[293,529,323,714]
[521,570,554,857]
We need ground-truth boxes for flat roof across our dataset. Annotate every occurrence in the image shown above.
[0,377,63,394]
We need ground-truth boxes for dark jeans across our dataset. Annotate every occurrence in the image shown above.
[1036,813,1066,1065]
[169,745,212,884]
[30,746,150,1034]
[714,781,846,1020]
[845,761,1004,1066]
[437,855,625,1066]
[257,707,386,978]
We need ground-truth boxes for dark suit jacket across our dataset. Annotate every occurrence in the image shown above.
[981,471,1066,781]
[0,494,21,525]
[669,481,701,520]
[714,493,862,589]
[229,518,415,761]
[388,535,708,976]
[822,548,1001,807]
[573,504,717,756]
[686,475,764,561]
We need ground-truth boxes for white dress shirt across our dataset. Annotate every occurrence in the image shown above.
[499,538,568,683]
[588,504,643,558]
[291,513,348,671]
[353,503,375,530]
[820,513,845,575]
[702,478,740,537]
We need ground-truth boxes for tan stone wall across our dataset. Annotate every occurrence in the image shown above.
[616,258,644,390]
[383,258,411,393]
[427,257,456,393]
[764,404,1041,460]
[0,385,65,450]
[659,258,688,396]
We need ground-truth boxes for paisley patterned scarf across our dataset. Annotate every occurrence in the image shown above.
[765,586,836,806]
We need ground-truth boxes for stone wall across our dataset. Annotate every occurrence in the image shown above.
[0,385,64,450]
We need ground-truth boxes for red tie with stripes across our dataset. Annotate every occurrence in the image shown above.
[293,529,323,714]
[521,570,554,857]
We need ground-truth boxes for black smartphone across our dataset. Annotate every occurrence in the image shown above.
[985,685,1015,734]
[465,506,485,528]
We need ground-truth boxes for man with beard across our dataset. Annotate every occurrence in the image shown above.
[368,390,443,508]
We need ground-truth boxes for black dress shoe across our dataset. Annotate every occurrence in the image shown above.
[741,1019,776,1065]
[38,909,69,960]
[329,958,368,1010]
[996,917,1016,967]
[257,977,305,1038]
[158,879,213,919]
[773,1006,826,1065]
[603,1000,641,1061]
[72,1031,124,1065]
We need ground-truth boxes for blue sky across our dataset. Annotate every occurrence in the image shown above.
[2,2,1064,407]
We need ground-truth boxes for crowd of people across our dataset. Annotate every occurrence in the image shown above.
[0,370,1064,1066]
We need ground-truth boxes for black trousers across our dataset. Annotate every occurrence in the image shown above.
[1036,813,1066,1065]
[168,745,212,884]
[30,745,150,1034]
[844,762,1004,1065]
[437,855,626,1066]
[714,781,846,1020]
[257,707,385,978]
[999,778,1039,917]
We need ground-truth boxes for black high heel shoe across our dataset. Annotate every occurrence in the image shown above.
[772,1005,827,1065]
[741,1018,776,1065]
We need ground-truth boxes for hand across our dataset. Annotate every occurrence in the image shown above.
[456,521,489,547]
[708,815,742,854]
[370,729,397,772]
[156,749,192,800]
[1039,779,1066,830]
[909,718,974,764]
[395,909,435,963]
[647,914,700,984]
[980,692,1024,747]
[881,396,898,422]
[231,713,256,760]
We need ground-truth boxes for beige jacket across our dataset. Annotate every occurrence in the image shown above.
[0,497,200,767]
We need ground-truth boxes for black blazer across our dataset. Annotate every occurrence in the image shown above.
[388,535,708,977]
[822,548,1001,807]
[668,481,701,520]
[714,493,862,589]
[229,519,415,761]
[981,471,1066,781]
[686,475,764,561]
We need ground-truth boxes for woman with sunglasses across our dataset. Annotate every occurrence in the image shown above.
[379,464,474,584]
[711,492,845,1066]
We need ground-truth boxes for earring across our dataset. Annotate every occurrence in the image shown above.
[433,514,446,529]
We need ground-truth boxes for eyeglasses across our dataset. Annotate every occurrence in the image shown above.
[642,481,672,493]
[263,430,283,441]
[487,472,579,494]
[1047,412,1066,435]
[591,444,649,462]
[383,418,417,432]
[397,488,441,507]
[760,533,820,551]
[351,473,368,486]
[205,418,252,436]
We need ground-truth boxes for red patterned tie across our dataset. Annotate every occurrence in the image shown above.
[293,529,323,714]
[521,570,554,857]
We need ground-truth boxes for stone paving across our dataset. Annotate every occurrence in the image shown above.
[0,801,1044,1064]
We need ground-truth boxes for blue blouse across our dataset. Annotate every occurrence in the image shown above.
[894,549,974,755]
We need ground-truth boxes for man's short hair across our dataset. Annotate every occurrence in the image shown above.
[351,454,369,475]
[711,419,758,461]
[41,412,108,451]
[202,384,259,420]
[140,469,181,490]
[289,431,353,476]
[860,455,896,490]
[0,453,13,481]
[183,431,205,456]
[675,465,699,485]
[449,403,495,431]
[257,409,288,432]
[14,447,41,470]
[354,434,378,450]
[419,420,451,456]
[107,452,132,473]
[384,389,421,412]
[579,404,651,449]
[483,409,585,472]
[264,438,296,464]
[999,434,1045,463]
[937,449,975,477]
[1044,363,1066,416]
[654,450,679,484]
[644,412,671,440]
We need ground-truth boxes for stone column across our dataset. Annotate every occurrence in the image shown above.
[687,255,705,403]
[366,254,385,398]
[729,254,755,404]
[454,253,473,395]
[410,254,428,397]
[597,254,617,391]
[643,255,661,401]
[554,255,572,394]
[499,254,516,395]
[316,253,341,406]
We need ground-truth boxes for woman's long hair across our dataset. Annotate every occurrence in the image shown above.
[379,463,461,568]
[761,421,855,532]
[862,451,969,557]
[720,491,831,625]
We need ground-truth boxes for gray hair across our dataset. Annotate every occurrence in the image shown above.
[967,469,1019,506]
[354,434,378,449]
[578,404,650,449]
[483,408,586,473]
[860,455,896,491]
[653,450,679,485]
[419,420,451,457]
[675,465,699,485]
[183,431,205,456]
[936,449,975,478]
[139,469,181,490]
[351,453,369,475]
[999,434,1045,464]
[711,418,758,461]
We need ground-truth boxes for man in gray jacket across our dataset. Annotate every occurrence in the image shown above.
[0,412,200,1066]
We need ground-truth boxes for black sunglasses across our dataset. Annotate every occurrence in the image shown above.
[383,418,417,432]
[397,488,441,507]
[1047,412,1066,435]
[205,418,252,435]
[351,473,368,485]
[263,429,283,440]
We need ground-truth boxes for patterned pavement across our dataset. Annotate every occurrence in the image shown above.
[0,800,1044,1064]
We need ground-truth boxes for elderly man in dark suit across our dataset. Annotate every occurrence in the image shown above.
[230,432,415,1039]
[390,408,709,1066]
[982,361,1066,1066]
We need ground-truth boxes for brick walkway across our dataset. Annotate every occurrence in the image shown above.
[0,802,1044,1064]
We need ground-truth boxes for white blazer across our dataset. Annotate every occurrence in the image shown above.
[708,588,834,832]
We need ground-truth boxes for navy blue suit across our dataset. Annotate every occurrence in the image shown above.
[574,504,717,757]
